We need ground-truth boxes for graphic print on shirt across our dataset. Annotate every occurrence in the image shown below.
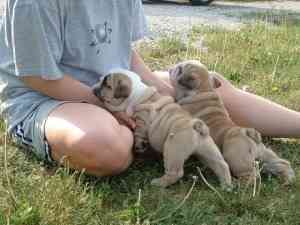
[89,21,112,55]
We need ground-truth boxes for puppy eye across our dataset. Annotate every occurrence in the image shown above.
[178,66,183,74]
[176,66,183,78]
[102,77,112,89]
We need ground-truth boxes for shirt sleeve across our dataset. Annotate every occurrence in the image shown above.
[8,2,64,80]
[131,0,149,42]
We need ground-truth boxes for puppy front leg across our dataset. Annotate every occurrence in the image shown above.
[134,118,149,153]
[256,143,295,184]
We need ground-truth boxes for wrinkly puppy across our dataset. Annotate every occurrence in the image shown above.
[169,60,295,184]
[93,69,232,189]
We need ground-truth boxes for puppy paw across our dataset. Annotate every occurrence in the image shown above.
[134,146,147,154]
[134,140,149,154]
[237,172,257,186]
[151,178,170,188]
[221,183,233,192]
[281,167,296,185]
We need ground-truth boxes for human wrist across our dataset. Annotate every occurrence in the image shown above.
[85,90,104,107]
[147,73,174,97]
[157,82,175,97]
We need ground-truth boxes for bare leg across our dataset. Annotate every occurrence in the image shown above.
[155,71,300,138]
[45,103,134,177]
[217,85,300,138]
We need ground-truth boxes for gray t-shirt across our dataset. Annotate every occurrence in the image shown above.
[0,0,148,132]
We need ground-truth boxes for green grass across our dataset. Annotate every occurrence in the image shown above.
[1,17,300,225]
[222,0,266,1]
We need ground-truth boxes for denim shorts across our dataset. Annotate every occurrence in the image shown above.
[10,99,66,165]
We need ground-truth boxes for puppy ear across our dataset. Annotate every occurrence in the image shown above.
[244,128,262,144]
[209,72,222,89]
[92,83,101,98]
[92,76,110,97]
[193,120,209,136]
[114,81,131,99]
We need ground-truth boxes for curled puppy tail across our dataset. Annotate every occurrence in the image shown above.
[243,128,262,144]
[193,119,209,136]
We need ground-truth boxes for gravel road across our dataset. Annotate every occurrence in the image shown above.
[1,0,300,38]
[143,1,300,38]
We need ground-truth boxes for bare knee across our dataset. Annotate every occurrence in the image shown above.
[49,121,134,177]
[104,127,134,175]
[46,103,134,177]
[91,145,133,177]
[79,125,134,177]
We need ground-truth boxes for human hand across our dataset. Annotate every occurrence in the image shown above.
[158,82,175,97]
[112,111,136,130]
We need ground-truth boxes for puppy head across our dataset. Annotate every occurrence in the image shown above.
[169,60,221,99]
[92,73,132,109]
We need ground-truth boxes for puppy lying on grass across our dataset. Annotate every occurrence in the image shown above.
[92,69,232,189]
[169,60,295,184]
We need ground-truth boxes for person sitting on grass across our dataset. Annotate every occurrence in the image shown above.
[0,0,299,176]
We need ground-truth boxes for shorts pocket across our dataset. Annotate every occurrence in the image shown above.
[12,122,34,150]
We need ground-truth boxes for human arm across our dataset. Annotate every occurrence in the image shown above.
[20,75,102,106]
[130,49,175,97]
[22,75,136,129]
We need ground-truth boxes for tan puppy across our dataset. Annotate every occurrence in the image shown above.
[169,60,295,184]
[93,70,232,189]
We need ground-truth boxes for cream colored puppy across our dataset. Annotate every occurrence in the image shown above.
[93,69,232,189]
[169,60,295,184]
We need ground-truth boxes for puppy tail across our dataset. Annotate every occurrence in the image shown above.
[243,128,262,144]
[193,119,209,137]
